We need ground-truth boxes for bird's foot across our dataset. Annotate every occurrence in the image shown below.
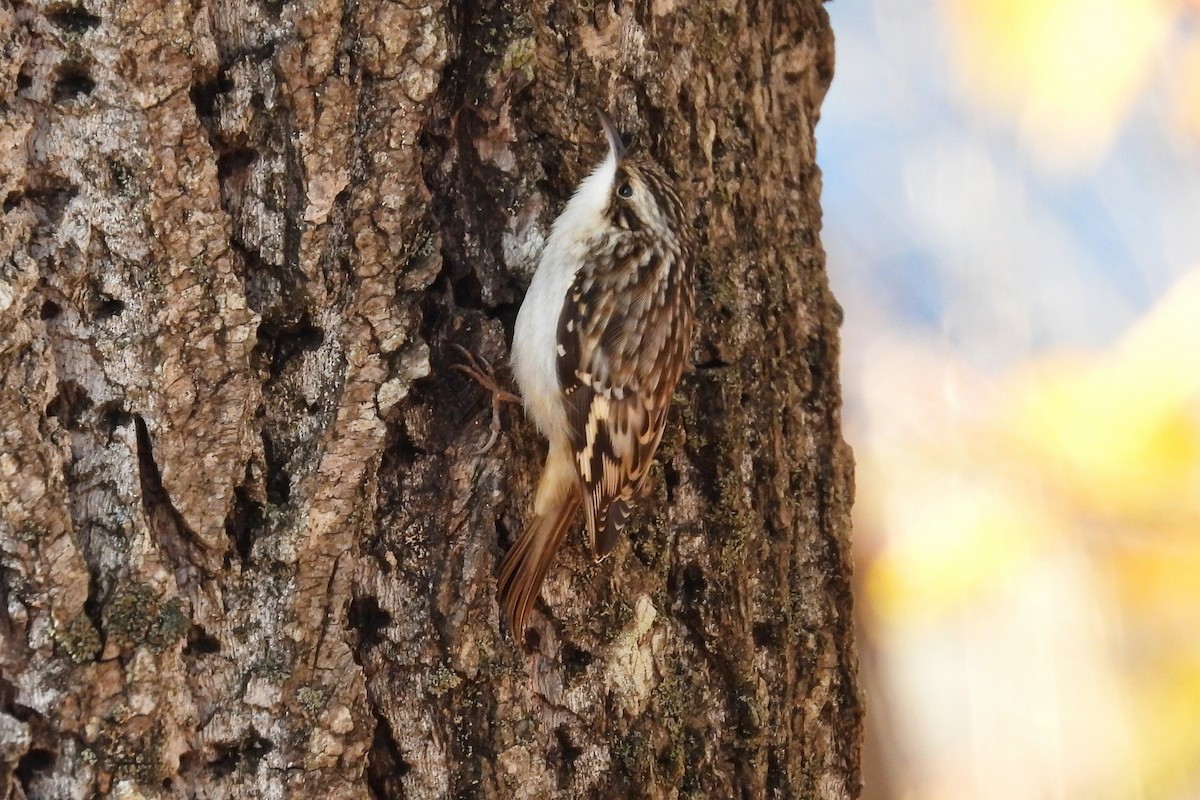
[451,344,521,454]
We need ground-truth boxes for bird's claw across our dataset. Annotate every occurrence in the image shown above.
[451,344,520,454]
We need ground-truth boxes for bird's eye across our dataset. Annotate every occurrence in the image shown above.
[617,182,633,198]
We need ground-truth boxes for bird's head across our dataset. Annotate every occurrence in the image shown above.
[595,112,681,237]
[585,110,684,237]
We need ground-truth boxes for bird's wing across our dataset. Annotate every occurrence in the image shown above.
[556,243,690,557]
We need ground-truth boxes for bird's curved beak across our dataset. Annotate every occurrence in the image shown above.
[597,109,627,161]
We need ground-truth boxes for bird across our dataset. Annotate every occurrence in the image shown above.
[496,109,695,637]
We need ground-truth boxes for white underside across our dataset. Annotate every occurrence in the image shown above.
[511,150,616,444]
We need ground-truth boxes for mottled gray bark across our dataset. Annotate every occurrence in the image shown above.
[0,0,857,797]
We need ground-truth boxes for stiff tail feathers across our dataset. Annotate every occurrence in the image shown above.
[497,483,581,637]
[591,496,632,558]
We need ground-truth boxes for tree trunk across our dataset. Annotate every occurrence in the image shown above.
[0,0,857,797]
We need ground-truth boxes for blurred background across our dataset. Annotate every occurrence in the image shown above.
[821,0,1200,797]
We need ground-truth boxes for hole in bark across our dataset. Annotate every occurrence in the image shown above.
[522,627,541,651]
[210,730,273,776]
[491,299,521,339]
[224,485,264,562]
[45,380,92,431]
[3,191,21,211]
[681,563,706,604]
[752,621,780,649]
[83,574,103,644]
[210,745,236,777]
[333,188,351,216]
[97,400,133,437]
[554,726,583,778]
[261,432,290,504]
[184,624,221,656]
[451,269,483,310]
[10,702,41,724]
[561,642,593,680]
[26,185,78,227]
[662,461,680,503]
[53,62,95,102]
[492,517,512,552]
[416,289,447,344]
[678,86,692,112]
[40,300,61,320]
[654,734,684,782]
[17,69,32,91]
[16,748,56,791]
[217,148,257,182]
[47,5,101,32]
[246,733,275,766]
[348,596,392,648]
[190,71,233,122]
[711,135,727,162]
[257,316,324,379]
[367,713,411,799]
[90,293,125,320]
[556,728,582,762]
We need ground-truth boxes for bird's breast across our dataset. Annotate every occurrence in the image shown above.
[511,235,588,443]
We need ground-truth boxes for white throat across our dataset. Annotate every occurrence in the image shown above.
[510,149,617,441]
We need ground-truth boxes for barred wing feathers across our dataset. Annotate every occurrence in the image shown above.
[557,239,693,557]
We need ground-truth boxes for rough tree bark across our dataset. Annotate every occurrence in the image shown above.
[0,0,856,797]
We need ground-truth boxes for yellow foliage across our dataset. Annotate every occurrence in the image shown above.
[858,270,1200,798]
[866,473,1045,620]
[1005,269,1200,523]
[1132,657,1200,798]
[941,0,1182,167]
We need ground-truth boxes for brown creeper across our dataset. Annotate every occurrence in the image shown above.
[499,110,694,636]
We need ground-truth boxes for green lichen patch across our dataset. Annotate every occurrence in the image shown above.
[426,664,463,697]
[598,595,634,636]
[102,585,190,653]
[55,612,102,663]
[500,36,536,82]
[93,716,168,785]
[612,729,653,779]
[250,647,292,684]
[296,685,331,719]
